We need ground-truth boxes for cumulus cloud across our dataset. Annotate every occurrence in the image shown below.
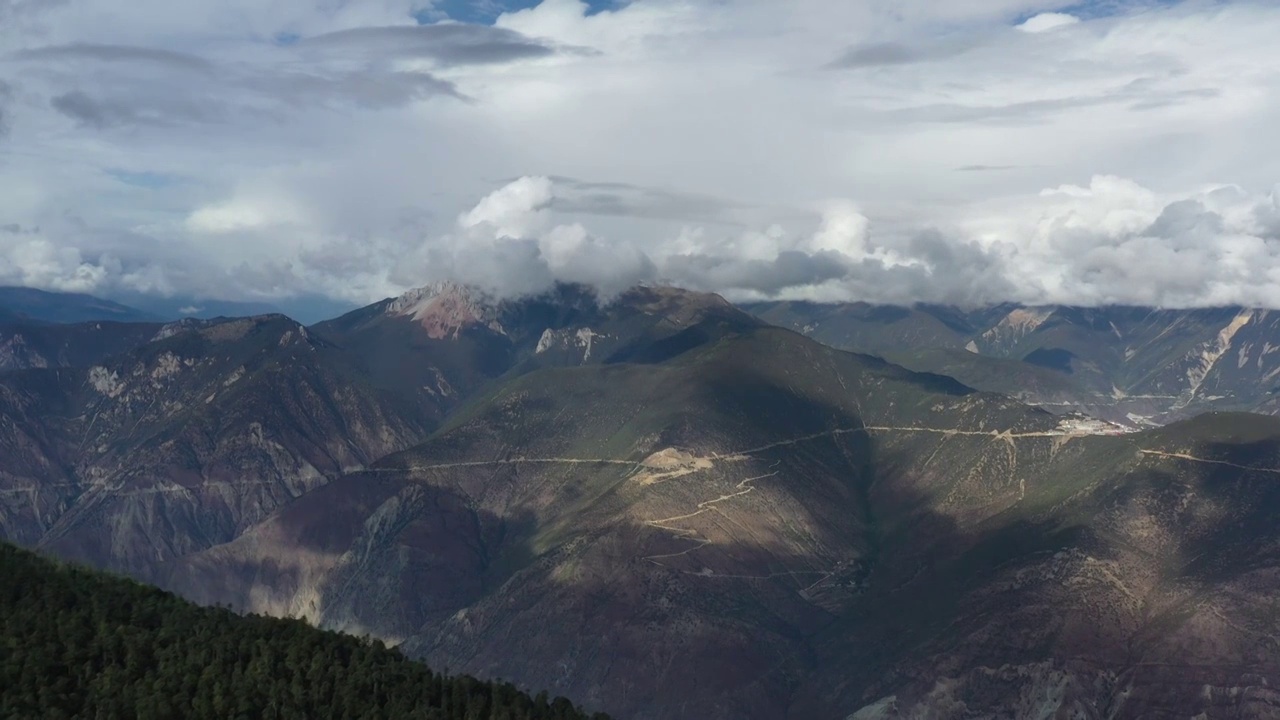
[0,231,110,293]
[384,176,1005,305]
[0,0,1278,312]
[382,174,1280,310]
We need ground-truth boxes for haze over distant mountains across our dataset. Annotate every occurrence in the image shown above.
[2,282,1279,718]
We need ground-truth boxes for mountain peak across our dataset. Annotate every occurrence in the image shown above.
[386,282,505,340]
[382,282,743,342]
[617,284,735,314]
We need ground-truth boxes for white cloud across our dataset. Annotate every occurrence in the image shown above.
[187,200,298,234]
[458,175,554,237]
[805,201,870,257]
[0,0,1277,311]
[0,231,110,293]
[1016,12,1080,33]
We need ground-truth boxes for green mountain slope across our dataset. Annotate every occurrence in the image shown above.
[0,542,606,720]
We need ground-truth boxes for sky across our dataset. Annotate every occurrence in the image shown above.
[1,0,1279,316]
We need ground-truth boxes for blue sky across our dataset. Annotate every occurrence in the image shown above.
[425,0,624,24]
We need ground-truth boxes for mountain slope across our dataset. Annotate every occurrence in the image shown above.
[0,319,163,371]
[150,313,1133,719]
[0,284,762,581]
[4,285,1280,719]
[0,541,607,720]
[800,412,1280,718]
[312,282,761,400]
[166,314,1280,719]
[0,314,445,579]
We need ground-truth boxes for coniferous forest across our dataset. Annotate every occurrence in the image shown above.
[0,543,608,720]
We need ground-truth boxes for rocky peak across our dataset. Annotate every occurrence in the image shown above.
[612,285,752,330]
[153,317,213,342]
[387,282,506,340]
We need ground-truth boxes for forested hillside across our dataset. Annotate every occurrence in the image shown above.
[0,543,606,720]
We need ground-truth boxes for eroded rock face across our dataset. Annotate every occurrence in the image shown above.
[0,314,444,580]
[535,327,605,363]
[387,282,507,340]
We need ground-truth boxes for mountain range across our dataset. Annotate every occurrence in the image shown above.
[0,286,162,324]
[0,285,355,327]
[2,284,1279,718]
[749,300,1280,425]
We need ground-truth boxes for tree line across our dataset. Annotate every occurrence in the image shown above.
[0,543,608,720]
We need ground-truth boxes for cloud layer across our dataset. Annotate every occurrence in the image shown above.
[398,173,1280,308]
[0,0,1278,311]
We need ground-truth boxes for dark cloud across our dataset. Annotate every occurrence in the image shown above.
[417,236,557,297]
[828,40,968,69]
[1128,87,1220,111]
[251,69,463,109]
[1256,195,1280,241]
[48,64,459,130]
[548,176,747,225]
[955,164,1019,172]
[884,76,1222,126]
[897,230,1015,305]
[654,232,1012,307]
[50,90,218,128]
[0,78,10,137]
[13,43,214,71]
[51,91,137,129]
[1143,199,1224,242]
[304,24,562,66]
[663,249,851,294]
[883,95,1113,125]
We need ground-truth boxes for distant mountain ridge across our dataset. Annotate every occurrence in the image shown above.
[747,300,1280,424]
[0,286,160,324]
[0,286,356,327]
